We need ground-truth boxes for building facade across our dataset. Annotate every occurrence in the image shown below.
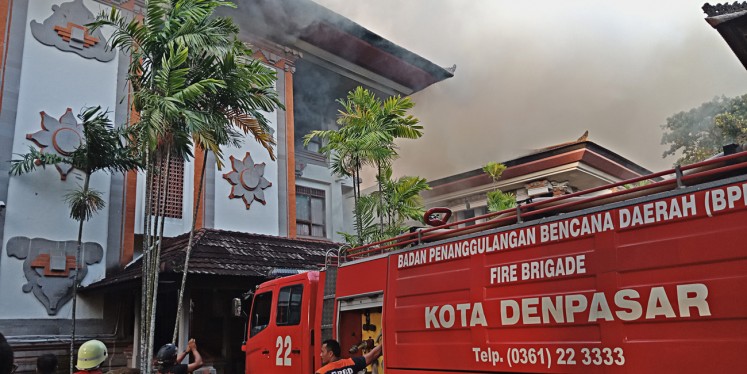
[0,0,452,372]
[422,136,654,227]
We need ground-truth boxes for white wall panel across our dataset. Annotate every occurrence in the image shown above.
[0,0,118,319]
[213,110,280,235]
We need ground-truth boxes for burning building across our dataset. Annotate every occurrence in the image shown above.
[0,0,451,372]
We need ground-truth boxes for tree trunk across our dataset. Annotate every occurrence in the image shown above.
[172,150,208,343]
[353,166,363,242]
[69,172,91,374]
[376,161,384,238]
[148,150,172,373]
[387,182,393,227]
[139,156,154,372]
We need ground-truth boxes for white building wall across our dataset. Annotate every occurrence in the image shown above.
[212,110,280,235]
[0,0,118,319]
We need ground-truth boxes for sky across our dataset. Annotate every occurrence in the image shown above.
[312,0,747,182]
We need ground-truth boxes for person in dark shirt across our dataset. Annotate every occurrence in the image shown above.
[0,333,14,374]
[316,339,382,374]
[36,353,58,374]
[155,338,203,374]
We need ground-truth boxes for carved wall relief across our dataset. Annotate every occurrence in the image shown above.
[223,152,272,209]
[26,108,83,180]
[30,0,116,62]
[6,237,103,315]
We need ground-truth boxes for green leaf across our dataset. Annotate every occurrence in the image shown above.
[487,190,516,212]
[10,147,70,175]
[661,94,747,165]
[483,162,507,183]
[65,187,106,222]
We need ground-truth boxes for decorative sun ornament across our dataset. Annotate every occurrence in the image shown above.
[223,152,272,209]
[26,108,83,180]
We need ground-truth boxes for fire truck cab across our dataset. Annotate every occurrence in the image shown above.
[240,271,318,374]
[240,262,386,374]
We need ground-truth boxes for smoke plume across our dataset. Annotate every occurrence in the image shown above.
[313,0,747,181]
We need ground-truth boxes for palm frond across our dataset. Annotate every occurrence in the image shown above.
[65,187,106,222]
[10,147,70,175]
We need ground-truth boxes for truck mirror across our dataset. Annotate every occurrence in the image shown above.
[232,298,242,317]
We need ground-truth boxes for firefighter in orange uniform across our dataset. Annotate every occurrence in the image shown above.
[317,339,382,374]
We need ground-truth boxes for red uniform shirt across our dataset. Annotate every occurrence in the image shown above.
[316,356,366,374]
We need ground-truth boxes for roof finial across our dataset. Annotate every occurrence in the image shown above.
[577,130,589,142]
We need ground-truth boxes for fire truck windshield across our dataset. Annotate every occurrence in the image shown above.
[250,291,272,337]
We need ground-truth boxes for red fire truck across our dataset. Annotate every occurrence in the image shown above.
[237,147,747,373]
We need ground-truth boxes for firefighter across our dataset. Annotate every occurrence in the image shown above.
[317,339,382,374]
[36,353,58,374]
[155,338,203,374]
[0,332,14,374]
[74,340,107,374]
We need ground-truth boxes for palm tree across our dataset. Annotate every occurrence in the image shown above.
[11,106,141,373]
[92,1,285,367]
[378,167,430,228]
[341,168,430,246]
[373,94,422,227]
[171,39,283,343]
[305,87,422,242]
[339,194,380,247]
[482,162,516,212]
[91,1,239,371]
[305,126,391,238]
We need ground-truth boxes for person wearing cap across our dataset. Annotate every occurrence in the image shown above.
[155,338,203,374]
[74,340,107,374]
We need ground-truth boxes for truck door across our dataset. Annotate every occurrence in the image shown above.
[245,283,308,374]
[245,288,275,373]
[272,283,306,374]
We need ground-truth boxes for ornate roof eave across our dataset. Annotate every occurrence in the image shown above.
[703,3,747,70]
[704,10,747,27]
[223,0,453,94]
[703,2,747,17]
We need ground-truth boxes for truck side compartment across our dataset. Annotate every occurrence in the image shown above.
[385,177,747,373]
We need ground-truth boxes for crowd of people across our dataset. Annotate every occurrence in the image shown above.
[0,333,204,374]
[0,332,383,374]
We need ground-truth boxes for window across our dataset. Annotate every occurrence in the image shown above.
[250,291,273,337]
[296,186,325,237]
[303,136,322,153]
[149,156,184,219]
[276,285,303,326]
[456,206,488,227]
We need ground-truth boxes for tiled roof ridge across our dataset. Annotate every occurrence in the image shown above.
[703,2,747,17]
[535,130,589,153]
[159,228,209,254]
[85,230,335,290]
[161,228,340,253]
[200,228,342,247]
[188,227,208,247]
[535,139,588,153]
